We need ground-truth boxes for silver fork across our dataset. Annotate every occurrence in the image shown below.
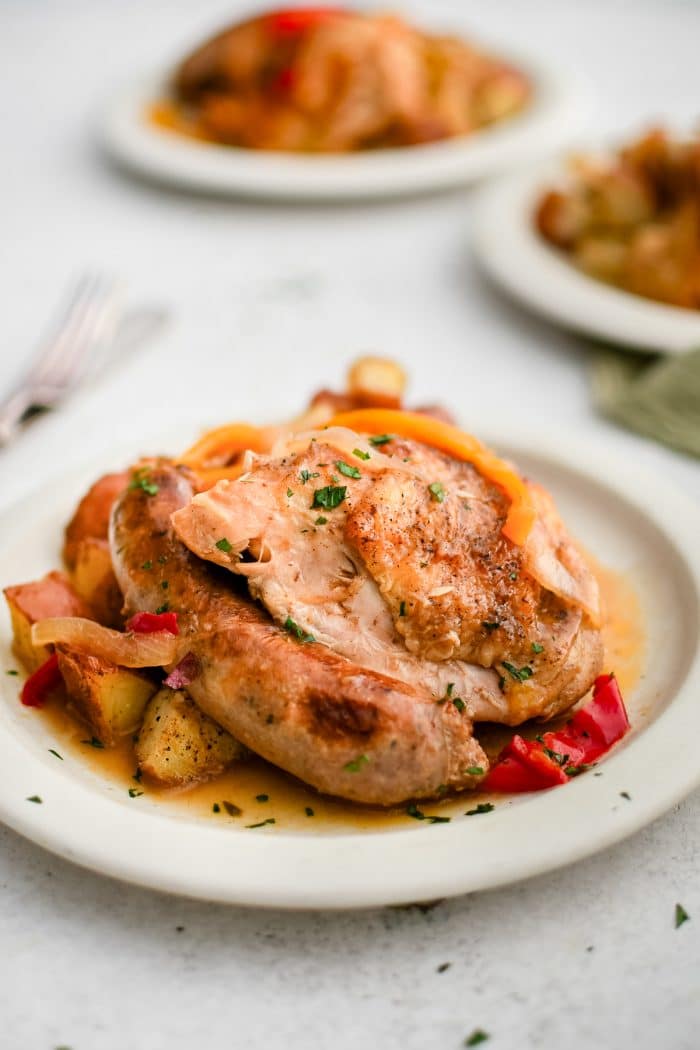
[0,273,124,446]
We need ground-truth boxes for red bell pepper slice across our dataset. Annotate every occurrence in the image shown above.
[483,672,629,793]
[20,652,63,708]
[125,611,179,636]
[266,7,340,34]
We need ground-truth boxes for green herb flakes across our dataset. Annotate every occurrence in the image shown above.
[81,736,104,749]
[311,484,347,510]
[452,697,466,714]
[300,469,320,484]
[465,802,494,817]
[466,766,484,776]
[141,560,153,571]
[620,790,631,800]
[246,818,276,829]
[465,1030,490,1046]
[215,537,233,553]
[675,903,690,928]
[26,795,42,804]
[128,788,143,798]
[129,468,159,496]
[369,434,393,446]
[286,488,294,498]
[315,516,328,525]
[155,602,170,615]
[223,800,242,817]
[482,621,500,633]
[284,616,315,644]
[531,642,544,654]
[305,806,315,817]
[344,754,369,773]
[256,794,269,803]
[48,749,63,761]
[335,459,361,479]
[353,448,370,461]
[502,661,533,683]
[406,802,451,825]
[212,803,221,814]
[399,601,407,617]
[428,481,446,503]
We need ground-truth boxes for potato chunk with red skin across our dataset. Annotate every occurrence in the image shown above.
[3,572,92,672]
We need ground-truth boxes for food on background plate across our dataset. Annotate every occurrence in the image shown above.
[536,128,700,309]
[3,356,630,812]
[152,7,531,153]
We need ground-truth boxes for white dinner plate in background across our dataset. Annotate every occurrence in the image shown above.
[0,423,698,908]
[472,164,700,353]
[101,57,587,201]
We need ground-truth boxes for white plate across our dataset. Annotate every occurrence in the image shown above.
[0,425,698,909]
[101,58,586,201]
[472,164,700,353]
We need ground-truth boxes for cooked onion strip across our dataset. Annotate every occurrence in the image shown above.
[31,618,183,667]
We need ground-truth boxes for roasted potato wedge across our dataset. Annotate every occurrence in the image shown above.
[136,687,245,788]
[347,355,406,408]
[56,647,157,747]
[63,471,129,570]
[3,572,92,672]
[69,537,123,627]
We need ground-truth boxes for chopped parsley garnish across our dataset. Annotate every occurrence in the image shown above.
[286,488,294,498]
[256,794,269,803]
[482,621,500,633]
[344,754,369,773]
[531,642,544,654]
[466,766,484,776]
[305,806,315,817]
[215,537,233,553]
[284,616,315,643]
[212,803,221,813]
[620,790,631,800]
[133,769,142,783]
[452,697,466,714]
[399,601,407,617]
[353,448,370,461]
[142,560,153,571]
[128,788,144,798]
[158,554,168,565]
[246,818,276,829]
[406,803,451,824]
[542,746,569,767]
[315,516,328,525]
[502,661,533,683]
[300,469,320,484]
[5,669,18,676]
[26,795,42,804]
[155,602,170,615]
[161,580,169,590]
[129,468,159,496]
[223,800,242,816]
[675,903,690,928]
[465,802,494,816]
[437,962,451,973]
[311,485,347,510]
[369,434,393,446]
[81,736,104,749]
[465,1030,490,1046]
[428,481,446,503]
[335,460,361,479]
[565,763,594,777]
[509,571,518,581]
[48,749,63,760]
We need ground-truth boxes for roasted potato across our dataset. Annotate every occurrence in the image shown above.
[136,687,245,788]
[347,355,406,409]
[69,537,123,627]
[56,647,157,747]
[63,471,129,570]
[3,572,92,672]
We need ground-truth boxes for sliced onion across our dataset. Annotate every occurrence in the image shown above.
[31,617,183,667]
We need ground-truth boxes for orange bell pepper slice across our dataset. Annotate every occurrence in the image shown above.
[326,408,537,546]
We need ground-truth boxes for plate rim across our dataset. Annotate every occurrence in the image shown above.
[472,163,700,353]
[99,54,588,200]
[0,423,698,909]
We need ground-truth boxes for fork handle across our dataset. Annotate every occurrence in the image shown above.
[0,387,33,446]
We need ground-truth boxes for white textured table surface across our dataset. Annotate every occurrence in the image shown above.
[1,2,699,1048]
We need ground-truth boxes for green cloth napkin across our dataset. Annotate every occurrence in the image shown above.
[590,345,700,459]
